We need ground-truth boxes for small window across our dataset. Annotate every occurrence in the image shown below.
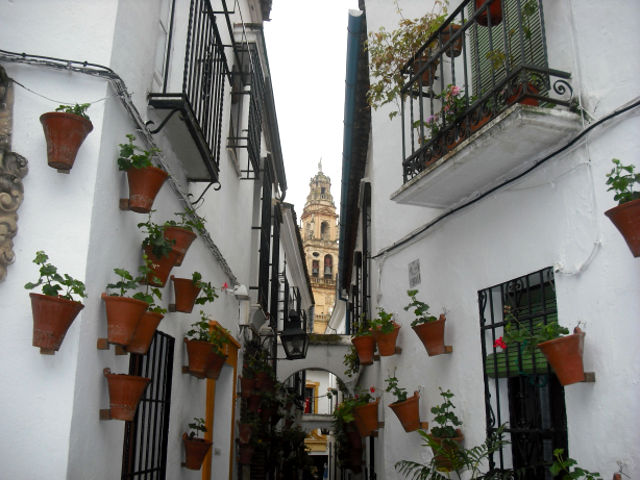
[320,222,329,240]
[312,260,319,277]
[324,255,333,277]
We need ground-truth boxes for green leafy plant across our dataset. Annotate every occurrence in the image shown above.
[385,374,408,403]
[187,417,207,439]
[430,387,462,439]
[501,306,569,356]
[186,313,231,355]
[395,423,510,479]
[405,289,438,327]
[105,258,165,313]
[343,344,359,377]
[367,0,449,118]
[192,272,218,305]
[117,134,160,171]
[164,208,206,234]
[138,214,175,259]
[55,103,91,120]
[24,251,87,301]
[352,314,373,337]
[550,449,602,480]
[370,307,397,334]
[606,158,640,205]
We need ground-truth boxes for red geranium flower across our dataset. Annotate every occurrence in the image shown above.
[493,336,507,350]
[370,386,375,394]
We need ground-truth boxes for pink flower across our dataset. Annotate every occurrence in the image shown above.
[450,85,461,96]
[221,282,229,291]
[493,336,507,350]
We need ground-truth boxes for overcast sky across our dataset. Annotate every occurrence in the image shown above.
[263,0,360,219]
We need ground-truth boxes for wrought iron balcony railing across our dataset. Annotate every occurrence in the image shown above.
[400,0,574,184]
[148,0,229,183]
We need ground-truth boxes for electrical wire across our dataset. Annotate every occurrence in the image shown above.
[372,97,640,260]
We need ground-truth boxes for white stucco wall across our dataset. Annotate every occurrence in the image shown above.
[355,0,640,478]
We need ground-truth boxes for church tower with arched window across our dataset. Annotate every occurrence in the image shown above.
[300,163,339,333]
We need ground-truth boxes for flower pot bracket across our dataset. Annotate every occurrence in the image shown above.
[96,338,128,355]
[373,346,402,361]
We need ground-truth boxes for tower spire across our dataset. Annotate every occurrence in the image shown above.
[318,158,322,173]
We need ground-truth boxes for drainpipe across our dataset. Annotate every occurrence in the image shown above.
[337,9,365,334]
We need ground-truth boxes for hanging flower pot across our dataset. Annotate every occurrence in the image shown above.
[537,328,586,386]
[238,444,254,465]
[475,0,503,27]
[183,433,212,470]
[440,23,463,58]
[353,399,379,437]
[29,292,84,354]
[507,81,540,106]
[605,198,640,257]
[246,393,261,413]
[373,323,400,356]
[413,314,447,356]
[125,166,168,213]
[254,371,275,390]
[388,392,422,433]
[351,335,375,365]
[40,110,93,171]
[164,226,197,266]
[185,338,226,379]
[238,423,252,444]
[125,311,163,355]
[429,429,464,471]
[413,56,440,87]
[171,276,201,313]
[101,293,148,346]
[103,368,150,421]
[144,246,179,287]
[240,375,256,398]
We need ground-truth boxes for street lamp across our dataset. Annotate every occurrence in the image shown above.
[280,310,309,360]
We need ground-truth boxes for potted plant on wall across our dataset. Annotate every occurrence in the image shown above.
[171,271,218,313]
[352,386,380,437]
[163,208,205,265]
[351,317,375,365]
[183,417,212,470]
[24,251,86,354]
[502,307,586,386]
[604,158,640,257]
[370,307,401,356]
[405,289,449,356]
[118,134,168,213]
[184,314,230,379]
[138,214,177,287]
[385,374,424,433]
[333,396,364,472]
[40,103,93,171]
[426,387,464,471]
[367,1,449,119]
[102,367,151,421]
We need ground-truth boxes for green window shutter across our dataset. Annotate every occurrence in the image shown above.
[467,0,548,97]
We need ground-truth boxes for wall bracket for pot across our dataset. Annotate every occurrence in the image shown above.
[119,198,133,211]
[97,338,128,355]
[582,372,596,382]
[99,409,113,420]
[168,304,177,312]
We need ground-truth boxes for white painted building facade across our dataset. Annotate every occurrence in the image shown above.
[335,0,640,479]
[0,1,312,479]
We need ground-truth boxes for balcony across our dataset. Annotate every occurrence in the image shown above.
[392,0,581,208]
[147,0,229,183]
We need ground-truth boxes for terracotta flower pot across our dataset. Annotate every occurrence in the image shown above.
[164,226,197,266]
[469,112,492,133]
[185,338,227,379]
[144,246,179,287]
[183,433,212,470]
[429,429,464,471]
[605,198,640,257]
[171,276,201,313]
[413,314,447,356]
[475,0,503,27]
[125,165,168,213]
[238,444,254,465]
[29,293,84,354]
[238,423,252,444]
[103,368,151,421]
[246,394,261,413]
[537,329,585,386]
[388,392,421,432]
[352,335,375,365]
[101,293,148,346]
[440,23,463,58]
[125,311,163,355]
[240,376,256,398]
[413,57,439,86]
[254,371,274,390]
[507,81,540,106]
[353,399,379,437]
[373,324,400,356]
[40,112,93,171]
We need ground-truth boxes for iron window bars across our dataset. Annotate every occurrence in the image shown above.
[400,0,574,183]
[478,267,568,478]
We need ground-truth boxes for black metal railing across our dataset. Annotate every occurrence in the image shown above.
[149,0,229,181]
[401,0,574,183]
[247,44,264,175]
[122,332,175,479]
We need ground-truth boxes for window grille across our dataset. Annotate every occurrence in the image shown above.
[478,267,568,478]
[269,206,282,327]
[258,166,272,311]
[121,331,175,480]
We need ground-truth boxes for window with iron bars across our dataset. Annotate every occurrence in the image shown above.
[478,267,568,479]
[257,166,273,312]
